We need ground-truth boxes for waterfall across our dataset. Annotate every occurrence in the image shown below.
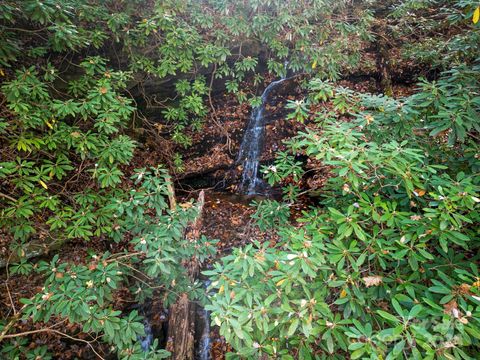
[195,279,212,360]
[195,306,211,360]
[139,318,154,351]
[237,75,288,194]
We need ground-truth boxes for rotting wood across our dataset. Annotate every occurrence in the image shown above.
[165,293,196,360]
[165,174,177,211]
[166,190,205,360]
[0,237,64,269]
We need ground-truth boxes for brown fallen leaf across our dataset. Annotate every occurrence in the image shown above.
[179,202,193,209]
[457,283,472,295]
[444,300,459,318]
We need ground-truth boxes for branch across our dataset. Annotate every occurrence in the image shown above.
[0,192,17,203]
[207,63,234,153]
[0,306,25,342]
[2,328,105,359]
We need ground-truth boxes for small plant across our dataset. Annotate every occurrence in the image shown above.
[286,99,310,122]
[308,78,335,102]
[262,152,303,186]
[250,199,291,231]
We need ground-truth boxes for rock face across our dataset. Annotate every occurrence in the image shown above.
[98,38,302,191]
[130,40,267,110]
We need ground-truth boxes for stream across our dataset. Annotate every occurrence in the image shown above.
[194,280,212,360]
[138,283,211,360]
[140,318,154,352]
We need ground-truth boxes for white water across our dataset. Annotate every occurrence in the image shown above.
[139,318,154,351]
[237,76,288,194]
[195,306,211,360]
[194,279,212,360]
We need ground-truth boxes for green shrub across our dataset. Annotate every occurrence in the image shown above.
[206,68,480,358]
[5,167,215,359]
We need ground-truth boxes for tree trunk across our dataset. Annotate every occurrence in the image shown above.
[378,45,393,96]
[166,294,197,360]
[374,21,393,96]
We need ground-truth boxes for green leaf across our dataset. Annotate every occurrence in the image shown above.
[377,310,400,324]
[288,319,300,337]
[350,348,365,359]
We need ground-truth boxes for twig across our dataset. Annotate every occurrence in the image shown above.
[4,252,16,315]
[2,329,105,359]
[207,63,234,153]
[0,305,26,342]
[106,251,144,263]
[0,192,17,203]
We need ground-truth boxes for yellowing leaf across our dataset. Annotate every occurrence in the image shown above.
[473,7,480,24]
[362,275,383,287]
[414,188,426,197]
[312,60,317,69]
[276,278,286,286]
[340,289,347,298]
[0,68,4,76]
[219,285,224,294]
[39,180,48,189]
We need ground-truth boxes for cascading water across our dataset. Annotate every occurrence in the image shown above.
[237,75,288,194]
[195,280,212,360]
[139,319,154,351]
[195,306,211,360]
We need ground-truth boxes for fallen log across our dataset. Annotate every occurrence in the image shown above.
[166,190,205,360]
[0,237,64,269]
